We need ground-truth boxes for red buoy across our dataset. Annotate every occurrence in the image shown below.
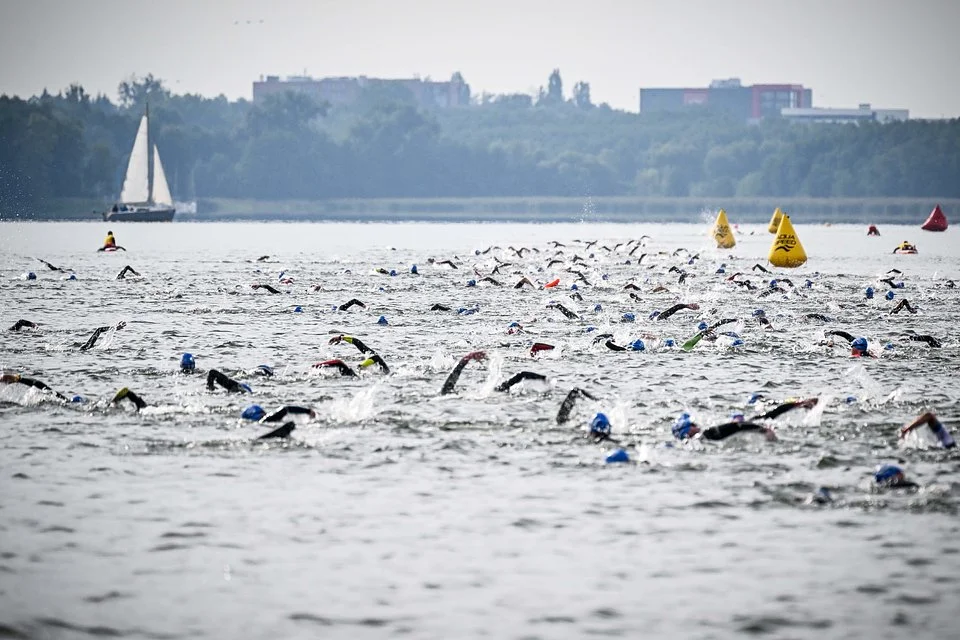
[921,205,948,232]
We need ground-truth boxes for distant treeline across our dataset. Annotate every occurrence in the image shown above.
[1,72,958,215]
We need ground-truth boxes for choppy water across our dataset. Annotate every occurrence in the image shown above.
[1,221,959,640]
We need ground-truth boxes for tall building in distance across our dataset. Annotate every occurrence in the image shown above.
[639,78,812,120]
[253,73,471,109]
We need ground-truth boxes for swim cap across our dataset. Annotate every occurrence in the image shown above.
[884,343,894,351]
[895,282,904,289]
[885,291,895,300]
[293,306,303,313]
[377,315,388,325]
[584,326,596,333]
[804,279,813,288]
[697,321,708,331]
[26,272,37,280]
[664,338,676,347]
[865,287,874,299]
[570,284,578,290]
[716,267,725,274]
[672,412,694,440]
[466,279,476,287]
[389,270,397,277]
[67,274,77,280]
[238,383,252,394]
[605,448,630,464]
[71,395,85,403]
[594,304,602,313]
[410,265,418,274]
[622,312,635,323]
[649,310,660,320]
[731,412,745,422]
[851,337,868,352]
[874,464,904,486]
[590,412,612,436]
[241,405,266,421]
[845,396,857,404]
[180,353,196,371]
[748,393,764,404]
[753,309,765,317]
[731,338,745,347]
[256,364,274,376]
[629,339,645,351]
[769,279,778,288]
[508,321,521,328]
[601,274,609,281]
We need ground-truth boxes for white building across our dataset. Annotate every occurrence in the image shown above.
[781,103,909,124]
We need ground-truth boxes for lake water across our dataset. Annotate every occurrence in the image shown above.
[1,221,958,639]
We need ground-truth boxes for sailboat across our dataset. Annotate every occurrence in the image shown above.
[102,107,176,222]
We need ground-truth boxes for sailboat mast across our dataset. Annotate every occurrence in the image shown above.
[146,103,155,204]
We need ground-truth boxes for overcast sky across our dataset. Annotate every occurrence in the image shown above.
[0,0,957,117]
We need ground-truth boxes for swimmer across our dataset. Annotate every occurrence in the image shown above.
[34,257,70,272]
[116,265,140,280]
[548,302,580,320]
[672,412,775,442]
[0,373,68,401]
[530,342,554,356]
[899,412,954,448]
[848,336,876,358]
[312,359,357,377]
[328,334,376,355]
[112,387,147,410]
[440,351,486,395]
[430,303,451,311]
[890,299,917,315]
[480,276,502,286]
[206,369,252,393]
[514,277,535,289]
[655,303,699,321]
[874,464,918,488]
[79,321,126,352]
[752,263,771,274]
[436,259,459,269]
[495,371,546,392]
[901,330,941,348]
[556,388,599,424]
[8,319,38,331]
[251,284,281,294]
[338,298,366,311]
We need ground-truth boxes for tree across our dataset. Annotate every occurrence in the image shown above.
[118,74,168,110]
[572,81,592,109]
[537,69,564,106]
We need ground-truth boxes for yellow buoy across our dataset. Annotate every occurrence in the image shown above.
[768,214,807,268]
[767,207,783,234]
[712,209,736,248]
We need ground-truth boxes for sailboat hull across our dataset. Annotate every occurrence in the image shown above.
[102,207,176,222]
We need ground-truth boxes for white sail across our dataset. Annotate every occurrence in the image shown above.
[151,145,173,206]
[119,115,150,204]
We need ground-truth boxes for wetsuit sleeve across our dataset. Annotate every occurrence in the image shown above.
[755,402,800,421]
[701,422,765,441]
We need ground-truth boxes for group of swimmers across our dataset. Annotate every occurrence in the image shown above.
[4,229,955,495]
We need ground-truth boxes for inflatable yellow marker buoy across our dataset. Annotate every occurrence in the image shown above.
[768,214,807,267]
[767,207,784,234]
[712,209,736,248]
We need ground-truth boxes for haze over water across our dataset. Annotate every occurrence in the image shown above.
[1,221,959,639]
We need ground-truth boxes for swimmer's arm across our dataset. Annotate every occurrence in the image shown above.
[755,398,817,421]
[701,422,765,441]
[899,412,938,438]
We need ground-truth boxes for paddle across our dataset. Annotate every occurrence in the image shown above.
[681,318,738,352]
[97,246,127,252]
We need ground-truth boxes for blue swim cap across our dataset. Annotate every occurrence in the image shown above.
[753,309,765,317]
[865,287,874,299]
[845,396,857,404]
[26,272,37,280]
[67,274,77,280]
[748,393,764,404]
[687,258,695,265]
[731,412,745,422]
[672,412,694,440]
[697,321,708,331]
[571,284,578,290]
[590,412,612,436]
[238,383,252,394]
[584,326,596,333]
[605,448,630,464]
[622,312,635,322]
[895,282,904,289]
[377,315,388,325]
[411,265,418,274]
[278,270,285,280]
[389,270,397,276]
[716,267,725,274]
[804,279,813,288]
[874,464,904,485]
[851,337,868,352]
[664,338,676,347]
[71,395,85,403]
[457,307,479,315]
[769,279,778,288]
[508,321,521,328]
[180,353,196,371]
[594,304,602,313]
[649,310,660,320]
[884,343,894,351]
[293,306,302,313]
[731,338,745,347]
[256,364,274,376]
[241,404,266,420]
[629,339,645,351]
[601,274,609,281]
[466,279,476,287]
[885,291,895,300]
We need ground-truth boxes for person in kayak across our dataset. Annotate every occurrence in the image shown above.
[103,230,116,249]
